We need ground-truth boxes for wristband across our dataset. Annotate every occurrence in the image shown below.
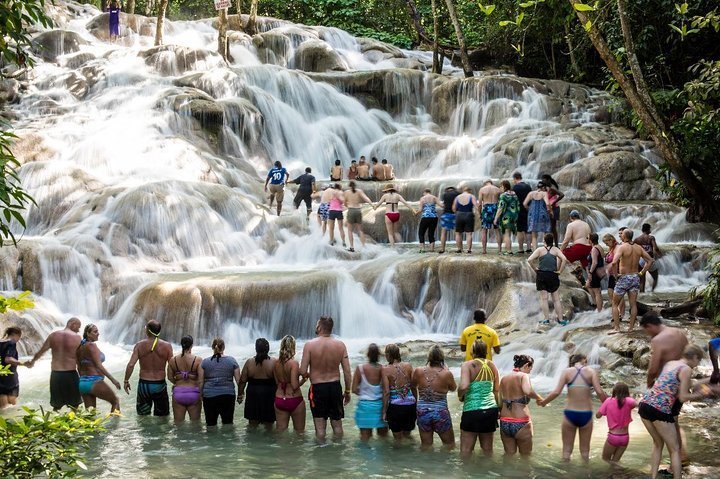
[344,390,351,394]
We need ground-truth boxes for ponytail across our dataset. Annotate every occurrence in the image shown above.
[211,337,225,362]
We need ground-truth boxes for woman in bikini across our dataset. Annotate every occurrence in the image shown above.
[411,345,457,449]
[76,324,121,413]
[273,335,306,433]
[381,343,416,441]
[373,185,416,246]
[539,353,607,462]
[167,335,202,422]
[498,355,543,456]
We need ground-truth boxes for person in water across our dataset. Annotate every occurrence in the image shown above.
[539,353,608,462]
[381,343,416,441]
[453,186,478,254]
[370,157,383,180]
[348,160,358,180]
[494,180,520,255]
[289,167,316,220]
[238,338,276,429]
[416,188,442,253]
[330,159,343,181]
[459,309,500,361]
[603,233,625,318]
[512,172,533,254]
[356,157,371,180]
[586,233,606,312]
[167,335,202,422]
[352,343,388,441]
[478,179,501,254]
[0,327,31,408]
[596,382,636,465]
[326,183,347,247]
[523,181,551,250]
[381,159,394,180]
[527,233,569,325]
[458,340,500,457]
[344,181,371,252]
[28,317,82,411]
[609,228,654,333]
[559,210,592,283]
[373,185,416,246]
[123,320,173,417]
[498,354,543,457]
[107,0,121,41]
[76,324,121,413]
[300,316,353,442]
[198,338,241,427]
[264,160,289,216]
[274,335,306,433]
[315,185,334,235]
[438,186,459,254]
[412,345,457,449]
[635,223,662,292]
[541,173,564,246]
[639,345,717,479]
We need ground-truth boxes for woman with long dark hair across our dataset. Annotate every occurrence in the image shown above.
[76,324,121,413]
[239,338,277,428]
[273,335,306,432]
[498,354,542,456]
[167,335,202,422]
[0,326,30,408]
[352,343,388,441]
[198,338,240,427]
[381,344,416,441]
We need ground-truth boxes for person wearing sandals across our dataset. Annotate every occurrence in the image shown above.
[381,344,416,441]
[498,355,543,456]
[352,343,388,441]
[528,233,569,326]
[494,180,520,256]
[76,324,121,413]
[458,340,500,457]
[167,335,202,422]
[452,186,478,254]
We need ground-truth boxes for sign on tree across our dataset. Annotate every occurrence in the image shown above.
[214,0,230,10]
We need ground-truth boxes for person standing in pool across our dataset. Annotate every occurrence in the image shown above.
[0,327,31,409]
[167,335,202,422]
[28,317,82,411]
[300,316,353,442]
[76,324,121,413]
[274,335,306,433]
[453,186,478,254]
[528,233,569,325]
[352,343,388,441]
[107,0,121,41]
[512,172,532,254]
[381,343,417,441]
[344,181,372,252]
[494,180,520,255]
[417,188,442,253]
[498,355,543,457]
[539,353,607,462]
[373,185,416,246]
[438,186,460,254]
[264,160,289,216]
[478,179,501,254]
[289,167,316,220]
[459,309,501,362]
[198,338,241,427]
[238,338,276,429]
[123,320,173,417]
[412,345,457,449]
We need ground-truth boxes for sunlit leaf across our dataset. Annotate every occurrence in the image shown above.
[573,3,595,12]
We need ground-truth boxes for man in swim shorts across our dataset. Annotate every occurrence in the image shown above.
[289,167,316,220]
[264,160,289,216]
[609,229,653,334]
[438,186,459,254]
[560,210,593,285]
[123,320,174,416]
[356,157,371,181]
[512,172,532,253]
[381,159,394,180]
[478,179,501,254]
[29,317,82,411]
[300,316,352,442]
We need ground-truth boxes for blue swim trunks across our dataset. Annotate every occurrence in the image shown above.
[440,212,455,231]
[318,202,330,221]
[481,204,498,229]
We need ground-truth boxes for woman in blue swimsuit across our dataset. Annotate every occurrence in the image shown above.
[540,353,607,461]
[77,324,121,413]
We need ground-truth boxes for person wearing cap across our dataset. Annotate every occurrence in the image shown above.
[123,320,174,416]
[264,161,289,216]
[560,210,592,283]
[373,185,416,246]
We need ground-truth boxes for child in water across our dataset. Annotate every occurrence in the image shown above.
[596,382,636,464]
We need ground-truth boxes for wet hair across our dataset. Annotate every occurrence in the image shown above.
[3,326,21,338]
[569,353,587,366]
[683,344,704,361]
[66,317,81,327]
[602,233,617,245]
[180,335,193,356]
[612,382,630,409]
[471,340,487,360]
[333,183,341,190]
[423,188,431,194]
[146,320,161,336]
[351,160,357,164]
[426,344,445,367]
[640,310,663,327]
[334,160,341,166]
[279,335,296,363]
[446,186,456,191]
[317,315,334,333]
[618,226,627,233]
[385,343,401,363]
[82,324,96,340]
[381,159,388,164]
[371,157,378,163]
[513,172,522,180]
[513,354,534,368]
[540,174,559,189]
[501,180,512,191]
[305,167,311,173]
[360,155,365,160]
[367,343,380,364]
[589,233,599,245]
[463,186,472,193]
[473,309,487,323]
[274,161,281,168]
[211,337,225,362]
[544,233,554,246]
[642,223,652,234]
[348,180,356,193]
[537,181,546,189]
[254,338,270,365]
[622,229,634,241]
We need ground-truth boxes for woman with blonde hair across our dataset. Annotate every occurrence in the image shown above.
[198,338,240,427]
[273,335,306,432]
[76,324,121,413]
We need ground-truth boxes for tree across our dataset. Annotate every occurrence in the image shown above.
[126,0,136,14]
[246,0,258,35]
[431,0,441,73]
[217,7,229,59]
[443,0,473,77]
[155,0,170,45]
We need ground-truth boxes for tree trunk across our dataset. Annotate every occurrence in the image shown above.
[218,8,228,60]
[564,22,580,79]
[443,0,473,77]
[569,0,720,222]
[403,0,457,53]
[154,0,169,46]
[101,0,109,12]
[431,0,441,74]
[144,0,155,16]
[246,0,258,35]
[126,0,135,15]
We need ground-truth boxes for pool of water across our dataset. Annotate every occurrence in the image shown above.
[10,348,720,479]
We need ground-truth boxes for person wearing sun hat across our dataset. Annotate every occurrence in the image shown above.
[373,184,417,246]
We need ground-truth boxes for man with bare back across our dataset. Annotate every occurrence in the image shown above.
[123,320,174,416]
[610,229,653,333]
[300,316,353,441]
[29,317,82,410]
[478,180,501,254]
[371,157,384,181]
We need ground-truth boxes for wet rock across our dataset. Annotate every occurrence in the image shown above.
[253,31,293,66]
[139,45,225,75]
[601,332,649,360]
[10,131,57,164]
[357,37,405,58]
[87,12,168,41]
[60,51,96,69]
[32,30,89,62]
[0,79,20,105]
[16,242,43,293]
[291,40,348,73]
[386,58,427,71]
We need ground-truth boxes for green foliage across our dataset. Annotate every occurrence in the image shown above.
[692,238,720,325]
[0,291,35,314]
[0,408,105,478]
[0,0,53,68]
[0,127,35,246]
